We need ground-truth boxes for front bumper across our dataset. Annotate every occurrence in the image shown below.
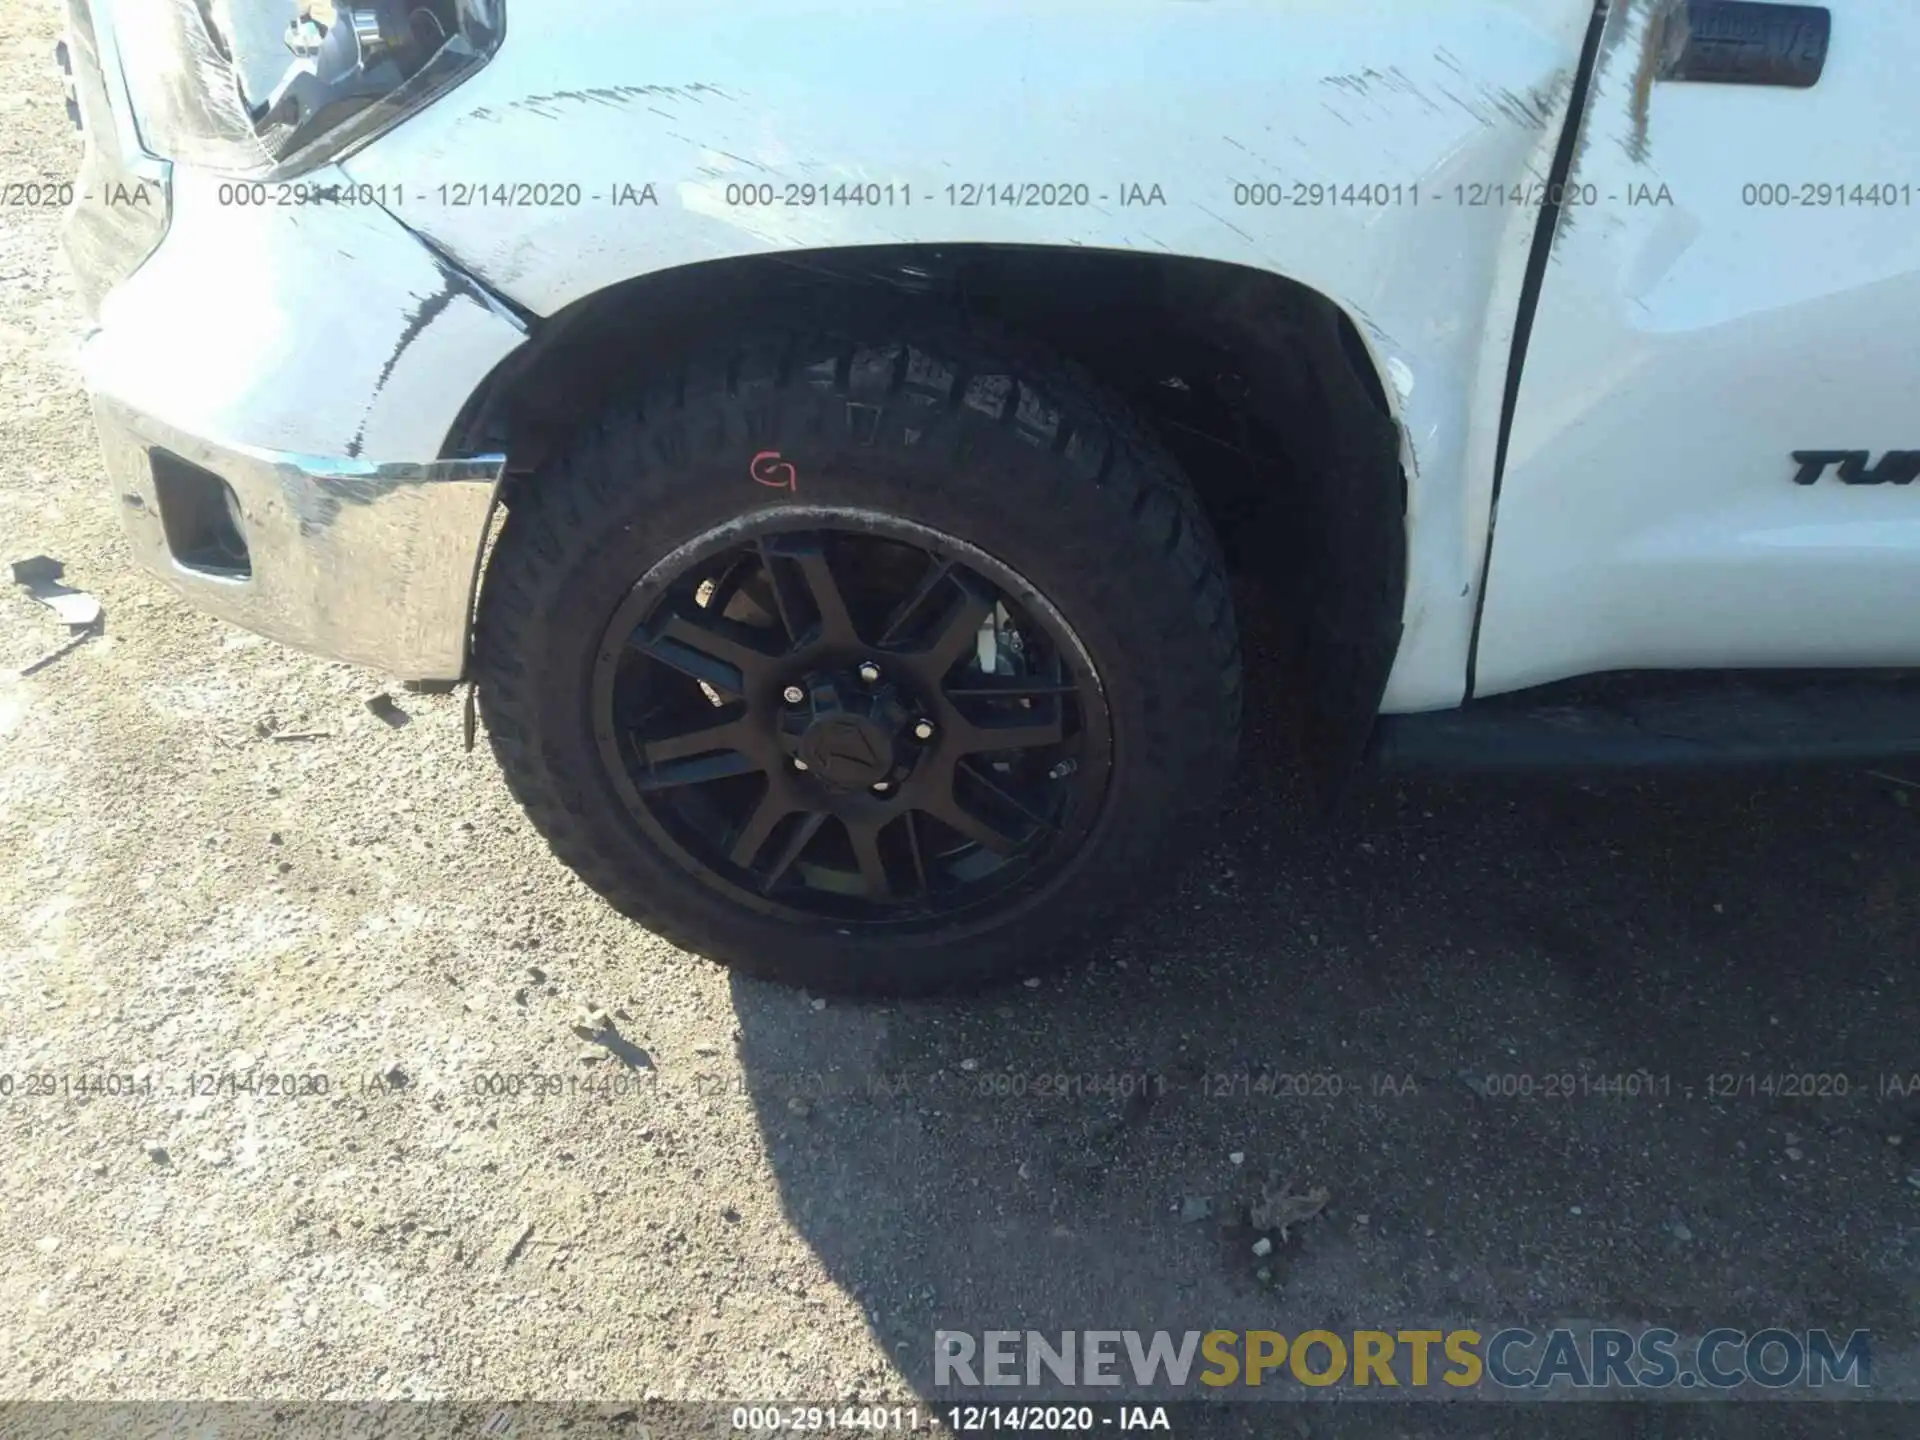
[95,400,505,680]
[63,8,528,682]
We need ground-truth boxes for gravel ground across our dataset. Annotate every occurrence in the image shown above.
[2,0,1916,1426]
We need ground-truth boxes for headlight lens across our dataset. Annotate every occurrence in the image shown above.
[113,0,502,178]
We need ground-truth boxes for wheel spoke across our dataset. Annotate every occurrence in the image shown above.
[633,604,783,696]
[919,780,1026,857]
[845,818,893,900]
[949,706,1066,755]
[633,747,764,792]
[904,573,997,682]
[754,537,801,646]
[728,789,790,868]
[945,676,1079,699]
[958,758,1058,831]
[755,810,828,893]
[878,556,955,647]
[904,810,929,896]
[765,536,862,649]
[641,717,758,766]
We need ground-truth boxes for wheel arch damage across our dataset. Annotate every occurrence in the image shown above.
[444,246,1406,793]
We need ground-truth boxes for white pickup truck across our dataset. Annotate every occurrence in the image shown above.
[58,0,1920,992]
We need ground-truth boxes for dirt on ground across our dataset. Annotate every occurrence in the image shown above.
[1,0,1916,1432]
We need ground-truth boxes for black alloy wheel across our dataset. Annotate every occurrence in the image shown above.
[475,327,1240,994]
[594,515,1112,928]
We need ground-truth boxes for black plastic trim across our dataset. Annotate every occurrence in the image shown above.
[1465,0,1612,701]
[1371,672,1920,772]
[1658,2,1830,89]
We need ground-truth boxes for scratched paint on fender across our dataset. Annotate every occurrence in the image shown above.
[342,0,1597,712]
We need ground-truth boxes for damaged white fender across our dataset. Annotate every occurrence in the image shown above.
[77,163,528,678]
[341,0,1601,710]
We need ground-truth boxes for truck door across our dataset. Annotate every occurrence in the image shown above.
[1473,0,1920,696]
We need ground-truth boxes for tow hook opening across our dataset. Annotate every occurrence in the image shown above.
[150,448,252,577]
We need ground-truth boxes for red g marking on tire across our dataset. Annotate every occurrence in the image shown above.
[749,450,797,491]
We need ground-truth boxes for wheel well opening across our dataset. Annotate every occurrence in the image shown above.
[452,246,1407,782]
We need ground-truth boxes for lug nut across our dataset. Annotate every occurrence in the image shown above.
[912,720,935,741]
[857,661,882,684]
[782,684,806,704]
[792,757,809,772]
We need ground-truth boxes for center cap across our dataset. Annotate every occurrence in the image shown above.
[798,713,895,789]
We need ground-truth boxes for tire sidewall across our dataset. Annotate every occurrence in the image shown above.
[482,355,1234,991]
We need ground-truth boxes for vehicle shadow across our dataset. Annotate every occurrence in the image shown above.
[727,610,1920,1429]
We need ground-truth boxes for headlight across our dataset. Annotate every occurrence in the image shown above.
[112,0,502,178]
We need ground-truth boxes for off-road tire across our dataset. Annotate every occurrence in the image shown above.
[474,327,1241,994]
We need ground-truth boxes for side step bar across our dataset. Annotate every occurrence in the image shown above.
[1369,672,1920,772]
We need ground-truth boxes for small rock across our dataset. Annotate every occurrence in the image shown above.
[364,693,410,727]
[721,1206,741,1223]
[1671,1222,1694,1242]
[1249,1177,1329,1239]
[1178,1196,1214,1224]
[787,1097,811,1118]
[960,1059,979,1072]
[268,832,283,845]
[1354,1213,1370,1227]
[36,1237,60,1254]
[1255,1267,1272,1284]
[1569,1206,1583,1216]
[1251,1237,1273,1257]
[503,1221,535,1269]
[810,998,827,1011]
[1023,978,1041,989]
[526,966,547,983]
[1229,1152,1245,1166]
[1786,1147,1804,1161]
[145,1145,170,1165]
[1904,1170,1920,1190]
[88,1161,107,1176]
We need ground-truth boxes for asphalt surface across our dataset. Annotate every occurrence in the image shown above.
[1,1,1915,1433]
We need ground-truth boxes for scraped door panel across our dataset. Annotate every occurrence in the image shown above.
[1475,0,1920,696]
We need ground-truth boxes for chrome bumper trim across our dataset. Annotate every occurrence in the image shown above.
[95,396,504,681]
